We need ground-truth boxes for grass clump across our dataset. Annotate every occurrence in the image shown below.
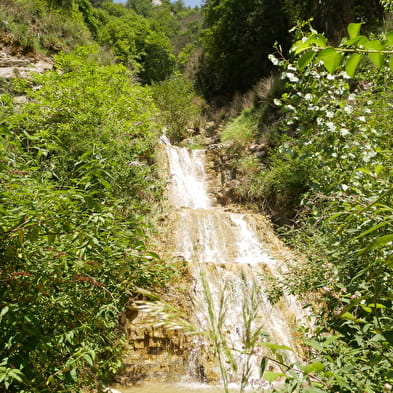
[219,108,259,147]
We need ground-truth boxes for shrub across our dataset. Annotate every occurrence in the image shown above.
[0,47,172,393]
[151,74,203,143]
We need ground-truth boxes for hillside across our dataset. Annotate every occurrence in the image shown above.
[1,1,393,392]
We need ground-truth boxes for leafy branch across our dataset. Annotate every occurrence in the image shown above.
[291,23,393,76]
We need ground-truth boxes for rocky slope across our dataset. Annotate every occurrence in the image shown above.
[0,44,52,79]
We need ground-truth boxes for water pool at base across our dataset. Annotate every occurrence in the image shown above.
[111,382,241,393]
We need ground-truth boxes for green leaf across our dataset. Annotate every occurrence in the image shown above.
[383,330,393,346]
[364,40,385,68]
[345,53,363,77]
[83,353,94,366]
[70,368,78,382]
[0,306,9,318]
[360,305,372,313]
[306,34,328,48]
[8,369,24,383]
[347,23,362,39]
[298,51,317,70]
[291,34,326,55]
[343,35,368,47]
[0,306,9,324]
[354,220,392,240]
[386,31,393,45]
[304,339,323,351]
[317,48,343,74]
[291,39,311,55]
[263,371,285,382]
[389,56,393,72]
[369,233,393,250]
[99,178,111,190]
[341,312,355,321]
[304,388,327,393]
[368,303,386,309]
[301,361,325,374]
[262,342,294,352]
[259,357,268,378]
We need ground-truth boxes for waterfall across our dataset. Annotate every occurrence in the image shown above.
[164,143,307,390]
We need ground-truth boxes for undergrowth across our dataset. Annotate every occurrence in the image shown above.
[0,46,175,393]
[213,25,393,391]
[0,0,91,54]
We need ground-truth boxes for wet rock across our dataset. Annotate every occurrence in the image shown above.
[104,388,122,393]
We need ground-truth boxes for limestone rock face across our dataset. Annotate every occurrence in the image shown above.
[118,311,191,385]
[0,46,52,79]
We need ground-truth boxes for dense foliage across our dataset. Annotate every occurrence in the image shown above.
[0,0,92,53]
[0,47,174,392]
[197,0,291,101]
[215,19,393,391]
[197,0,384,102]
[268,52,393,393]
[0,0,203,85]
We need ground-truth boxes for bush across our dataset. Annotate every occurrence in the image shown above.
[262,48,393,391]
[151,74,203,143]
[0,47,173,393]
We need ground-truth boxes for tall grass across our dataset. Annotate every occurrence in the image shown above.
[219,108,259,147]
[137,267,291,392]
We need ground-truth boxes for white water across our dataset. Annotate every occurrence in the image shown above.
[164,144,307,388]
[166,146,211,209]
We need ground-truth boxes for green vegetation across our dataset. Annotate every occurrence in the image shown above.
[269,45,393,392]
[3,0,393,392]
[151,73,204,143]
[212,12,393,391]
[0,0,92,53]
[197,0,384,102]
[0,0,202,85]
[0,47,175,392]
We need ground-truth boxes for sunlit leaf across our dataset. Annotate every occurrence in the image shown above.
[341,312,355,321]
[301,361,325,374]
[317,48,343,74]
[304,339,323,351]
[347,23,362,39]
[354,220,392,240]
[345,53,363,77]
[386,31,393,45]
[365,40,385,68]
[262,342,294,352]
[369,234,393,250]
[263,371,285,382]
[83,353,94,366]
[291,39,310,55]
[306,34,328,48]
[70,368,78,382]
[368,303,386,309]
[298,50,317,70]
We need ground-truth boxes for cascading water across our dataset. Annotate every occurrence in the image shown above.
[164,142,307,390]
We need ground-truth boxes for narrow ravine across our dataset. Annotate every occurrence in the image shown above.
[113,140,308,393]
